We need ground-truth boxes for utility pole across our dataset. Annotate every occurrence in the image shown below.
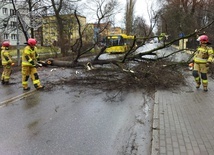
[16,10,20,66]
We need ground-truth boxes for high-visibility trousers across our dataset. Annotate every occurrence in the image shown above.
[1,65,11,82]
[22,66,42,88]
[193,63,209,87]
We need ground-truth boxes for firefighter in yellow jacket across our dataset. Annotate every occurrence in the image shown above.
[1,41,13,85]
[22,38,44,90]
[192,35,213,91]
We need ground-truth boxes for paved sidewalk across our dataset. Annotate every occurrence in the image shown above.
[152,72,214,155]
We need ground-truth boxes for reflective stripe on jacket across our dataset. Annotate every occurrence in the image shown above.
[22,45,39,66]
[1,46,12,65]
[193,46,213,64]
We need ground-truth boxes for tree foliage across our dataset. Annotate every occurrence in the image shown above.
[69,0,120,62]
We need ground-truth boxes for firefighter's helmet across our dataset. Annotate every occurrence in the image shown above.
[27,38,37,46]
[199,35,209,44]
[2,41,10,47]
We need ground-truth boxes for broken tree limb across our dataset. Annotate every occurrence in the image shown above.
[45,58,120,68]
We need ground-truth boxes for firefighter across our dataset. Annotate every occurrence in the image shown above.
[1,41,13,85]
[192,35,213,92]
[22,38,44,90]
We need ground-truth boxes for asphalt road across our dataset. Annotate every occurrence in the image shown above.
[0,67,153,155]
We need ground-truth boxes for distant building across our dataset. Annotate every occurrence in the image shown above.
[0,0,27,46]
[38,14,86,46]
[85,23,125,44]
[90,23,111,42]
[0,1,125,47]
[110,27,125,34]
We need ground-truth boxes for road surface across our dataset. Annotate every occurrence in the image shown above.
[0,67,153,155]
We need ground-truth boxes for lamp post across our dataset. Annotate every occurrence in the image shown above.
[16,10,20,66]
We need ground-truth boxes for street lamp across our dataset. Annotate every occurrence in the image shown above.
[16,10,20,66]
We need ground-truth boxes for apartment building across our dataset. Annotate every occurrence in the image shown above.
[110,27,124,34]
[40,14,87,46]
[0,0,27,46]
[1,0,124,47]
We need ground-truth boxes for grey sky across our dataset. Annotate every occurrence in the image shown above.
[77,0,158,26]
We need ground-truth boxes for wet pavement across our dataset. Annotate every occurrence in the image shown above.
[151,71,214,155]
[0,43,200,155]
[0,67,153,155]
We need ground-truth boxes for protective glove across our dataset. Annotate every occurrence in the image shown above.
[206,62,211,67]
[36,63,43,68]
[7,60,12,65]
[34,63,43,68]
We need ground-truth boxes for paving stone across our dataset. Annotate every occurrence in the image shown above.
[151,74,214,155]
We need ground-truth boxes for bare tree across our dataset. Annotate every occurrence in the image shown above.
[83,0,120,41]
[158,0,214,47]
[5,0,49,41]
[41,0,79,56]
[125,0,136,35]
[69,0,120,62]
[50,0,69,56]
[133,17,150,37]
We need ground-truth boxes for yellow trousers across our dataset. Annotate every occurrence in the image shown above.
[22,66,42,89]
[1,65,12,82]
[193,63,209,87]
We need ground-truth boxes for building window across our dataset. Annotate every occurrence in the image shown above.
[11,34,17,40]
[3,8,8,15]
[10,9,15,15]
[10,21,16,28]
[4,34,9,40]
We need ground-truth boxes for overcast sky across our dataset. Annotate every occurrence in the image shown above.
[78,0,157,27]
[115,0,157,27]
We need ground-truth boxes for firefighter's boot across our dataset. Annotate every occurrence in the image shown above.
[4,81,9,85]
[23,87,31,91]
[36,85,44,90]
[203,86,208,92]
[196,81,201,89]
[1,80,5,85]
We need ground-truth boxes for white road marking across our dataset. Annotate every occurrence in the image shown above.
[0,90,36,108]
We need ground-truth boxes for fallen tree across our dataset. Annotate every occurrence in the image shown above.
[40,21,214,92]
[44,20,214,69]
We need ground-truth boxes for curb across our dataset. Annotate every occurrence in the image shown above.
[151,91,159,155]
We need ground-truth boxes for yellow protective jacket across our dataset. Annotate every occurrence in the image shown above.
[22,45,39,67]
[1,46,12,65]
[193,46,213,64]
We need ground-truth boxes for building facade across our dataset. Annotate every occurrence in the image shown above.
[40,14,86,46]
[0,0,27,46]
[1,1,124,48]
